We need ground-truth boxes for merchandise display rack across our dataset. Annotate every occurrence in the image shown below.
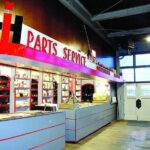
[75,79,81,101]
[0,75,10,113]
[31,79,38,109]
[14,69,30,112]
[42,73,53,103]
[61,75,69,103]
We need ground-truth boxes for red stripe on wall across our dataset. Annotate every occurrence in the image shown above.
[28,135,65,150]
[0,122,65,142]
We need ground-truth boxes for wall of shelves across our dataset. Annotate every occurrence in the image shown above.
[42,73,53,104]
[61,76,69,103]
[0,76,10,113]
[0,61,117,113]
[14,69,30,112]
[53,74,58,104]
[31,79,38,110]
[75,79,81,101]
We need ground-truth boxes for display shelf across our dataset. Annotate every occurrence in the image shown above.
[0,95,9,98]
[53,79,58,104]
[75,79,81,101]
[42,73,53,104]
[0,75,10,113]
[31,96,38,98]
[0,80,10,83]
[43,88,52,90]
[16,96,30,99]
[61,76,69,102]
[31,79,38,110]
[15,69,30,112]
[31,71,40,80]
[43,96,51,98]
[31,89,38,91]
[31,83,38,85]
[0,88,10,91]
[0,103,9,108]
[15,87,30,89]
[15,78,30,80]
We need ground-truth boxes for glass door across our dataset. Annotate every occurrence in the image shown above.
[124,83,150,121]
[124,84,138,120]
[137,84,150,121]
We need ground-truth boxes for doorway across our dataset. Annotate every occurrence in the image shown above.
[124,83,150,121]
[81,84,94,103]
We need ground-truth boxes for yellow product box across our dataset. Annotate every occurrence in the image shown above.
[59,103,74,109]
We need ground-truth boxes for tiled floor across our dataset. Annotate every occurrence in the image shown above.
[65,121,150,150]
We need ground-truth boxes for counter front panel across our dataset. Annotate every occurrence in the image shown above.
[0,111,65,150]
[65,103,116,142]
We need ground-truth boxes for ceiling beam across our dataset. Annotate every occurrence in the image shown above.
[108,27,150,37]
[92,4,150,21]
[58,0,114,48]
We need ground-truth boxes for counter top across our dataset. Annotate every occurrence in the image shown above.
[79,102,107,108]
[59,102,111,110]
[0,110,62,121]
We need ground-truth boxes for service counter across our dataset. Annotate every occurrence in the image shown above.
[62,102,116,142]
[0,111,65,150]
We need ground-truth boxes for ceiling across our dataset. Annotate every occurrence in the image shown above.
[59,0,150,48]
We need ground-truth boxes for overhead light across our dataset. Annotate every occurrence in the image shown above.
[146,36,150,42]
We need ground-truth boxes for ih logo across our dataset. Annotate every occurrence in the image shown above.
[0,1,23,43]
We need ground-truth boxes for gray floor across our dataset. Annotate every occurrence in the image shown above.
[65,121,150,150]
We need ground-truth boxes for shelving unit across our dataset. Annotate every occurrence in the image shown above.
[75,79,81,101]
[14,69,30,112]
[0,76,10,113]
[53,79,58,104]
[31,79,38,110]
[61,76,69,103]
[42,73,53,103]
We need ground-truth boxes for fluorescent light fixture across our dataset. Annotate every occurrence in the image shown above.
[146,36,150,42]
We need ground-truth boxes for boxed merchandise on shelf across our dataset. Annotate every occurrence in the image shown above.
[42,73,54,104]
[15,69,31,111]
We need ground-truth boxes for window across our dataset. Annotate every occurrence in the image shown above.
[119,53,150,82]
[126,85,136,96]
[136,54,150,66]
[135,68,150,82]
[140,85,150,96]
[120,55,133,67]
[121,68,134,82]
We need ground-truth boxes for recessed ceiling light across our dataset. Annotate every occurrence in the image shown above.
[146,36,150,42]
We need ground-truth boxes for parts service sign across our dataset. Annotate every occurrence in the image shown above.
[20,24,96,69]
